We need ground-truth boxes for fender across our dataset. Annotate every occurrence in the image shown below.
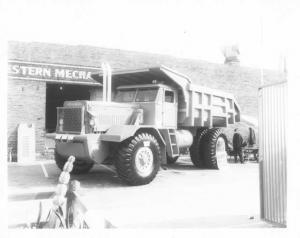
[100,125,167,164]
[100,125,140,142]
[47,133,109,164]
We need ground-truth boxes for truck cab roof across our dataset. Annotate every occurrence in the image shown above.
[117,83,176,91]
[92,65,190,90]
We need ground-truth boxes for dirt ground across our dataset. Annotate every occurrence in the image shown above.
[7,156,277,228]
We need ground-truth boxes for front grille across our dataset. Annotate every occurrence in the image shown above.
[57,107,83,133]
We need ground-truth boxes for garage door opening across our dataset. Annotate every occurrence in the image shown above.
[46,83,91,133]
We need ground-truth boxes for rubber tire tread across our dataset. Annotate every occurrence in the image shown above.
[202,128,228,169]
[54,151,94,174]
[190,128,209,168]
[115,133,161,186]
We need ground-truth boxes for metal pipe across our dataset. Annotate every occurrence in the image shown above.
[101,63,107,102]
[106,63,112,102]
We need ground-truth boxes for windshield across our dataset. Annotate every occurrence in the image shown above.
[135,88,158,102]
[114,89,136,102]
[114,88,158,102]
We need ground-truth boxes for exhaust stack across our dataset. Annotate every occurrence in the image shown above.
[101,62,112,102]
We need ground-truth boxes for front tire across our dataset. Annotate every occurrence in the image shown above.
[115,133,161,186]
[54,151,94,174]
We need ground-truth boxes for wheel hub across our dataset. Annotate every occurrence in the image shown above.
[135,147,154,177]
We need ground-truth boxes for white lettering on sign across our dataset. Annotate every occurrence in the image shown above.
[9,65,51,77]
[86,72,92,80]
[44,68,51,77]
[8,61,99,83]
[73,71,79,79]
[65,70,72,79]
[9,65,20,74]
[54,69,91,80]
[54,69,65,78]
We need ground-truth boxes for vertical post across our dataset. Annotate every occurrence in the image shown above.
[101,63,107,102]
[106,63,112,102]
[189,91,195,126]
[258,88,264,220]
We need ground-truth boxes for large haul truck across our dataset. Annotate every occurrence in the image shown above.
[47,64,241,185]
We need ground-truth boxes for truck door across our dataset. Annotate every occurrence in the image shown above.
[163,89,177,128]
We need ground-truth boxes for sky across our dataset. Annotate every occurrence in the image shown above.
[1,0,299,71]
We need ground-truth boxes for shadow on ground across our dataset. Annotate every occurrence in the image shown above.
[8,157,210,190]
[8,157,259,202]
[71,165,124,188]
[8,162,125,191]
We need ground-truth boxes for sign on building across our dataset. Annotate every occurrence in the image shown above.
[8,60,102,85]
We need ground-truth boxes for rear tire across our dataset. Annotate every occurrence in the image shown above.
[115,133,161,186]
[54,151,94,174]
[202,128,228,169]
[190,128,209,168]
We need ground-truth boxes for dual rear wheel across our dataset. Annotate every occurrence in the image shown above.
[190,128,228,169]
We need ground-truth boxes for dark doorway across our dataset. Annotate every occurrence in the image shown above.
[46,84,91,133]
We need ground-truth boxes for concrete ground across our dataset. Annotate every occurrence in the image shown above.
[7,156,277,228]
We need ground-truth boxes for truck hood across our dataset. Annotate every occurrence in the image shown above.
[63,100,137,110]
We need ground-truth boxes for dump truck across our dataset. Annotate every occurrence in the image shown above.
[47,64,241,185]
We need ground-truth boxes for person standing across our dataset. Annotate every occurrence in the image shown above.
[247,127,258,161]
[232,128,246,163]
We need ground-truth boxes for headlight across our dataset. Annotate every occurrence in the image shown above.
[89,118,95,126]
[59,118,64,125]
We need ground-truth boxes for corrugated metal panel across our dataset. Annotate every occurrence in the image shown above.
[258,81,287,227]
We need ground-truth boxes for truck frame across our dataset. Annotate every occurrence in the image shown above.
[47,64,241,185]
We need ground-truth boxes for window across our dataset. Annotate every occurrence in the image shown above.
[114,88,159,103]
[135,88,158,102]
[114,89,136,102]
[165,90,174,103]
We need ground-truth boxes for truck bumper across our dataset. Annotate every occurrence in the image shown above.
[46,133,109,164]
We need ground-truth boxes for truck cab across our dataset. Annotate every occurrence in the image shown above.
[114,84,178,128]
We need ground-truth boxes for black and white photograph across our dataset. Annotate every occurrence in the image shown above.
[1,0,299,236]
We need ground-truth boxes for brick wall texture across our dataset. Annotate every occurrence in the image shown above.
[8,41,284,156]
[7,79,46,157]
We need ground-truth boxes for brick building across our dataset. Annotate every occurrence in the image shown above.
[7,41,283,160]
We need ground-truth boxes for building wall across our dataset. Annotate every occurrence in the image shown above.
[9,41,284,118]
[7,79,46,158]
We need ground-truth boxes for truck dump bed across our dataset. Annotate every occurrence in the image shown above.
[178,83,240,128]
[91,65,240,128]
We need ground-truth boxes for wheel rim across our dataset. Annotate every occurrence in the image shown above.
[216,137,228,169]
[135,147,154,177]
